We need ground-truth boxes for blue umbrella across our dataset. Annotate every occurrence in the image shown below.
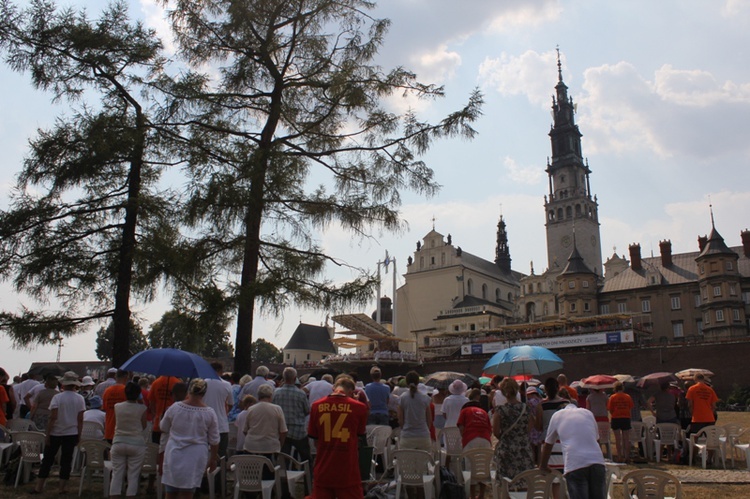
[119,348,220,379]
[483,345,563,376]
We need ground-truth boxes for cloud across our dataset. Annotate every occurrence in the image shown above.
[503,156,544,185]
[577,62,750,161]
[722,0,750,17]
[138,0,177,55]
[478,50,561,108]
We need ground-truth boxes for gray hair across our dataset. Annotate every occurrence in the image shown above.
[322,374,334,384]
[256,365,270,377]
[239,374,252,386]
[283,367,297,383]
[258,384,274,400]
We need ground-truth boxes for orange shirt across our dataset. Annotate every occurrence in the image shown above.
[149,376,181,432]
[561,385,578,401]
[607,392,634,419]
[686,382,718,423]
[102,384,127,440]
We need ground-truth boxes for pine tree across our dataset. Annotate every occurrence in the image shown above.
[162,0,483,373]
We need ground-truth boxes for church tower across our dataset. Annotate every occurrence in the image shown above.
[495,215,512,273]
[544,51,603,276]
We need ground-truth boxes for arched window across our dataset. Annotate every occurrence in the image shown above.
[507,292,513,303]
[466,279,473,296]
[482,284,487,300]
[566,206,572,218]
[495,288,501,302]
[575,204,581,216]
[526,302,536,321]
[557,208,563,220]
[548,210,555,221]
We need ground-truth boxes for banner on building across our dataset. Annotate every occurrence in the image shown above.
[460,330,634,356]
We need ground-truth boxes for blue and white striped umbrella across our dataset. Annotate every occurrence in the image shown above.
[482,345,563,376]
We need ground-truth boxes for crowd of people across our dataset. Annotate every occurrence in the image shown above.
[0,364,720,499]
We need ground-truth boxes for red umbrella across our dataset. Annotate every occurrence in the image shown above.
[580,374,617,390]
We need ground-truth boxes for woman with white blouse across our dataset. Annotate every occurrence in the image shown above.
[109,382,148,498]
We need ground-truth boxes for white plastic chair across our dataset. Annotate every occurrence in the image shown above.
[597,421,613,461]
[628,421,647,459]
[278,452,311,498]
[652,423,681,463]
[12,431,45,487]
[140,443,161,499]
[622,469,683,498]
[227,454,280,499]
[688,425,725,469]
[207,455,226,499]
[460,448,497,499]
[227,421,238,457]
[719,423,742,465]
[7,419,38,432]
[499,468,567,499]
[368,425,393,479]
[733,428,750,470]
[642,416,656,460]
[393,449,437,499]
[437,426,463,478]
[77,439,112,497]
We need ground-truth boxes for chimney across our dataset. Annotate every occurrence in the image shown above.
[742,229,750,258]
[698,235,708,252]
[659,239,672,267]
[629,243,642,271]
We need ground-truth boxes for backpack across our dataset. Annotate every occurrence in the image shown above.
[439,466,466,499]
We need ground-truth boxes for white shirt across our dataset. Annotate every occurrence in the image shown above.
[235,409,250,452]
[545,405,605,474]
[83,409,106,439]
[203,378,233,433]
[305,380,333,406]
[240,377,275,400]
[441,394,469,427]
[48,390,86,436]
[243,401,287,454]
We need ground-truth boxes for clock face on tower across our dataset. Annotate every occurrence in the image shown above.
[561,235,571,248]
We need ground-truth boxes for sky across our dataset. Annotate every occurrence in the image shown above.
[2,0,750,376]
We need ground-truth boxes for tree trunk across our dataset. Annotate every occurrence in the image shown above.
[112,110,145,367]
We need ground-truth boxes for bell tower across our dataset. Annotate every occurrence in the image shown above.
[544,50,603,276]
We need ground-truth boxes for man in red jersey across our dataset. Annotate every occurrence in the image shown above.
[308,374,367,499]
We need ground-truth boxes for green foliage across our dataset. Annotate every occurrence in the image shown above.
[251,338,282,365]
[0,0,175,365]
[725,383,750,407]
[162,0,483,373]
[95,320,148,362]
[148,307,234,359]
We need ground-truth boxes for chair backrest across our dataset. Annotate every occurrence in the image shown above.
[695,425,722,448]
[630,421,645,440]
[654,423,682,443]
[227,422,237,451]
[228,455,275,492]
[721,423,742,439]
[79,440,111,470]
[597,421,611,443]
[12,431,45,462]
[0,424,11,443]
[393,449,434,486]
[439,427,463,454]
[369,426,392,453]
[461,448,494,482]
[7,419,36,432]
[622,469,683,498]
[141,443,160,474]
[642,416,656,429]
[504,468,565,498]
[81,421,104,440]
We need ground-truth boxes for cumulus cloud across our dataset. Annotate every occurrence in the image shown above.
[478,50,561,108]
[577,62,750,160]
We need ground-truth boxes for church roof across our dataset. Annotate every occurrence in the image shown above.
[283,323,336,354]
[601,245,749,293]
[451,294,514,312]
[698,227,736,258]
[560,245,595,275]
[460,250,521,285]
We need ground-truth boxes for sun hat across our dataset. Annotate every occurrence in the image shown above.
[417,383,434,396]
[81,376,95,387]
[88,396,103,409]
[448,379,467,395]
[59,371,81,386]
[526,387,540,396]
[107,367,118,375]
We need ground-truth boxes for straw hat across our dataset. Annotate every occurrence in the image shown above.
[448,379,467,395]
[59,371,81,386]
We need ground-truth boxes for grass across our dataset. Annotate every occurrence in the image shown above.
[4,411,750,498]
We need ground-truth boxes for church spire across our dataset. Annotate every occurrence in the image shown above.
[495,214,512,273]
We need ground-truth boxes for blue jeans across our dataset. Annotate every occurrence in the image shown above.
[564,463,606,499]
